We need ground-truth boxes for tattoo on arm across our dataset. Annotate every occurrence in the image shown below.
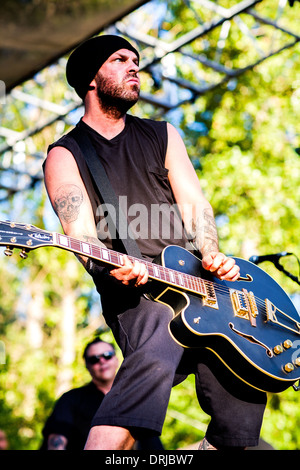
[76,235,106,269]
[48,434,68,450]
[202,208,219,255]
[53,184,83,224]
[198,437,217,450]
[191,208,219,256]
[82,235,104,246]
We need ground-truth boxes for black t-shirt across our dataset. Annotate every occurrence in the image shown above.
[41,382,103,450]
[41,381,164,450]
[47,115,190,260]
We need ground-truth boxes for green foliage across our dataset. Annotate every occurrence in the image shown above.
[261,389,300,450]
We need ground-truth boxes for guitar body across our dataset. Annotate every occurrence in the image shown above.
[151,245,300,393]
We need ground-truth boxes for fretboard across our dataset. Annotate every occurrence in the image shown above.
[53,232,209,297]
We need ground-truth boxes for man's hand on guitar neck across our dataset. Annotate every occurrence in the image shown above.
[202,251,240,282]
[110,255,149,287]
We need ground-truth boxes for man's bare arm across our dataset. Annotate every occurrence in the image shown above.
[52,183,84,225]
[44,146,148,284]
[189,207,219,256]
[165,123,240,281]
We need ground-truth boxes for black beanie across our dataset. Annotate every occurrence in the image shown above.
[66,35,139,99]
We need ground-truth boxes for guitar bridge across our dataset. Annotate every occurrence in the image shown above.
[230,288,258,326]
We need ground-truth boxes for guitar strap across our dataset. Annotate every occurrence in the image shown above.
[70,126,142,259]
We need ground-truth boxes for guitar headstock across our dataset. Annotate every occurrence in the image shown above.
[0,221,54,259]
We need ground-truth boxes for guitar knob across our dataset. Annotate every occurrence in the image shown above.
[294,358,300,367]
[273,345,283,355]
[283,340,293,349]
[284,363,294,373]
[4,247,13,256]
[20,250,28,259]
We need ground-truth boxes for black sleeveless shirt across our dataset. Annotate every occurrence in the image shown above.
[47,115,190,260]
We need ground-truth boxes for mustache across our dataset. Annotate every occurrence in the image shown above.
[124,72,139,81]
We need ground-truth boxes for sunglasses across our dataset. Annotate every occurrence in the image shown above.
[86,351,115,365]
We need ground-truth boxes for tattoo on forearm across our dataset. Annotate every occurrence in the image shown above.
[77,235,106,268]
[198,437,217,450]
[202,208,219,255]
[48,434,67,450]
[83,235,101,245]
[190,208,219,256]
[54,184,83,224]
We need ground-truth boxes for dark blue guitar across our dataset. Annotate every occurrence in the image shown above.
[1,220,300,393]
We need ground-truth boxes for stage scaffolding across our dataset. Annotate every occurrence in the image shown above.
[0,0,299,201]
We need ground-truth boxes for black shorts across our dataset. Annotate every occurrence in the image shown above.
[91,284,266,448]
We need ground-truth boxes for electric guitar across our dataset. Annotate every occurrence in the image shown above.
[1,220,300,393]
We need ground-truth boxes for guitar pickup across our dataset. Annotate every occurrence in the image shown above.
[202,282,219,310]
[230,288,258,326]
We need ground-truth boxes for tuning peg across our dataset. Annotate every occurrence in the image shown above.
[19,249,28,259]
[4,246,13,257]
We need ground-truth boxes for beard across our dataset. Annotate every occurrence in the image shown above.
[95,71,140,118]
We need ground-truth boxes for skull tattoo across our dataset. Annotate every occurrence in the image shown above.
[54,184,83,224]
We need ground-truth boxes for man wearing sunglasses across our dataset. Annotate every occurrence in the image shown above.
[41,338,118,450]
[41,337,163,450]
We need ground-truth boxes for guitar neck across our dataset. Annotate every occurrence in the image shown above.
[0,220,209,298]
[53,232,207,296]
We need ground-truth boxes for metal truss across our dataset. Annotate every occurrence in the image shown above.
[0,0,299,201]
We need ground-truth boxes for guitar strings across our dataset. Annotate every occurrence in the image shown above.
[12,226,298,330]
[65,236,297,326]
